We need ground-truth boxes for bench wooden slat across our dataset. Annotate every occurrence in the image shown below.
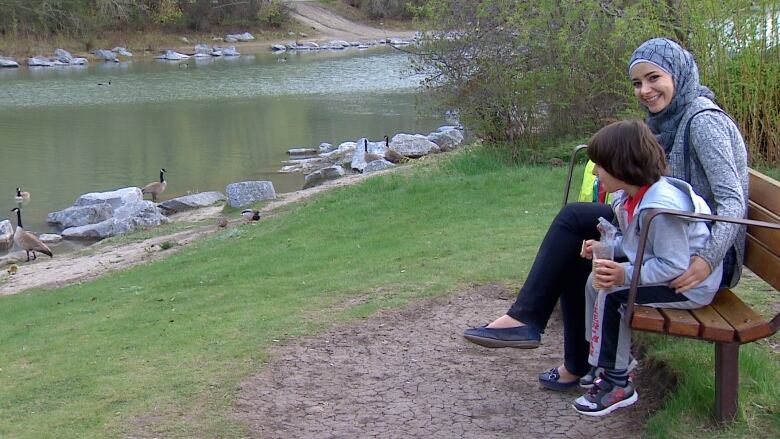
[690,304,735,342]
[744,234,780,294]
[659,308,700,337]
[631,306,665,333]
[747,201,780,259]
[749,169,780,218]
[710,289,773,343]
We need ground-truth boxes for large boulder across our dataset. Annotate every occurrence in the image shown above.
[427,127,464,152]
[303,166,346,189]
[350,138,386,172]
[46,204,114,229]
[54,48,74,63]
[158,191,226,214]
[49,187,168,239]
[0,219,13,250]
[226,181,276,207]
[389,134,439,157]
[94,49,118,62]
[364,159,396,173]
[0,56,19,68]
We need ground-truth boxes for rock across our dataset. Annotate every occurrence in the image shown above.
[112,47,134,57]
[287,148,319,156]
[61,201,169,239]
[46,204,114,229]
[54,48,74,63]
[39,234,63,244]
[226,32,255,42]
[0,220,13,250]
[0,56,19,68]
[49,187,168,239]
[279,157,329,174]
[427,128,464,152]
[218,46,240,56]
[27,56,54,67]
[389,134,439,157]
[73,187,142,208]
[303,166,346,189]
[69,57,88,65]
[350,138,386,172]
[318,143,335,154]
[272,44,287,52]
[194,44,212,57]
[226,181,276,208]
[158,191,226,214]
[94,49,118,62]
[364,159,396,173]
[156,50,190,60]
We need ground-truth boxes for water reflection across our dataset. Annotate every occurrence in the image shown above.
[0,47,445,243]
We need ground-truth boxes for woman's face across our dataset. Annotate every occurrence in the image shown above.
[630,62,675,113]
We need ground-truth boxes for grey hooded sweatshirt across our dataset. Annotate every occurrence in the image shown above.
[611,176,723,306]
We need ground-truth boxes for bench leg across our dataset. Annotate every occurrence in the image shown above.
[714,342,740,422]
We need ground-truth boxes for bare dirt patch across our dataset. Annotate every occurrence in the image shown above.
[233,284,666,438]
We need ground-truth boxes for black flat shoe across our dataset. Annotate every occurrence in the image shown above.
[463,325,541,348]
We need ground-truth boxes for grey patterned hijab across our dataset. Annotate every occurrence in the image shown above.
[628,38,716,152]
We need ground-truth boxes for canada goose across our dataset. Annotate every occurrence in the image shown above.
[10,208,53,262]
[142,168,167,202]
[383,136,408,164]
[364,139,382,162]
[97,80,111,86]
[14,187,30,203]
[241,209,261,223]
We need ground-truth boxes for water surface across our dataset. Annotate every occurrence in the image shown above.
[0,48,445,243]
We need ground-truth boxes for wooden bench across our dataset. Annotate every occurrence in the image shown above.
[563,145,780,422]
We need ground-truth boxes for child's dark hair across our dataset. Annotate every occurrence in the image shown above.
[587,119,667,186]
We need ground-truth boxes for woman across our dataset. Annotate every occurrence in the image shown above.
[463,37,748,390]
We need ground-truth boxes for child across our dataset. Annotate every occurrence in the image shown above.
[574,119,723,416]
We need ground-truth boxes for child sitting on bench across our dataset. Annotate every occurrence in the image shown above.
[574,119,723,416]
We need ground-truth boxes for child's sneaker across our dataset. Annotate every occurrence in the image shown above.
[572,378,638,416]
[580,356,639,389]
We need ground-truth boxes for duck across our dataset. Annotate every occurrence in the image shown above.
[14,187,30,203]
[241,209,261,223]
[10,207,53,262]
[142,168,167,202]
[383,135,408,164]
[364,139,382,162]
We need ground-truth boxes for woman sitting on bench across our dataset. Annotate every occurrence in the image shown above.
[463,37,748,390]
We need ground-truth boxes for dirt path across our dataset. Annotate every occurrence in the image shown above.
[287,1,414,41]
[233,284,666,438]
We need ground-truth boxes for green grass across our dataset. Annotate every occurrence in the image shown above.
[0,146,777,437]
[639,272,780,439]
[0,147,559,437]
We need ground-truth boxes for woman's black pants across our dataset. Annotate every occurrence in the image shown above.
[506,202,614,376]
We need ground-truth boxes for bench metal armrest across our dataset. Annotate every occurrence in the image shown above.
[627,208,780,328]
[562,144,588,207]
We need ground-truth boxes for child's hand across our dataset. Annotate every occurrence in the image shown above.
[580,240,596,259]
[593,260,625,289]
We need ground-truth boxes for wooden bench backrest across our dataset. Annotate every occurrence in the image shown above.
[745,169,780,293]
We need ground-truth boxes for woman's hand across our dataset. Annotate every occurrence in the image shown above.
[670,256,712,293]
[593,259,625,289]
[581,240,596,259]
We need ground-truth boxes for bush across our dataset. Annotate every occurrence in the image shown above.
[257,1,289,28]
[413,0,780,165]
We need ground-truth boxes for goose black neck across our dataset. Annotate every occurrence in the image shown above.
[160,171,164,182]
[16,188,21,197]
[15,209,22,229]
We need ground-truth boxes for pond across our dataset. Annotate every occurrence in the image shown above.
[0,47,446,245]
